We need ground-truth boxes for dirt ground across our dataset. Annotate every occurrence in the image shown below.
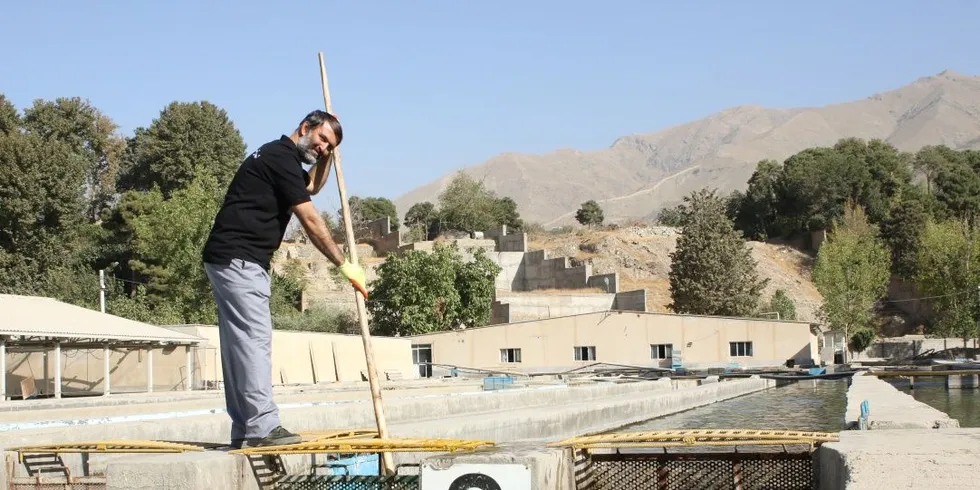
[527,225,825,321]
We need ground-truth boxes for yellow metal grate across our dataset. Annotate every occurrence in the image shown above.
[551,429,840,450]
[230,437,495,456]
[297,428,380,442]
[11,440,205,462]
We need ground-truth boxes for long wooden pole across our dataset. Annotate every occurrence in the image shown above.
[317,52,395,475]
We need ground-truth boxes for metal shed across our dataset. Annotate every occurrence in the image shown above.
[0,294,205,400]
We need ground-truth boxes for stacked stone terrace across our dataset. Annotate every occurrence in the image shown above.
[275,217,647,322]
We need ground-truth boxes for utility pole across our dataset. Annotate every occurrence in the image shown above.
[99,269,106,313]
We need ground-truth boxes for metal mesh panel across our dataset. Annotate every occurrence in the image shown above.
[576,452,815,490]
[738,458,814,490]
[272,475,419,490]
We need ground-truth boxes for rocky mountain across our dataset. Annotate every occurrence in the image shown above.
[393,70,980,227]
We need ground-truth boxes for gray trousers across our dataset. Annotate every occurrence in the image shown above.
[204,259,280,441]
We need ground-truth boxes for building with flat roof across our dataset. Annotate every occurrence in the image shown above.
[0,294,205,400]
[408,310,820,377]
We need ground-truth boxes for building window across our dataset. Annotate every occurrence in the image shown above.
[651,344,673,360]
[730,341,753,357]
[411,344,432,378]
[500,348,522,363]
[574,346,596,361]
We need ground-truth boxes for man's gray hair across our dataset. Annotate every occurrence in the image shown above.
[299,110,343,146]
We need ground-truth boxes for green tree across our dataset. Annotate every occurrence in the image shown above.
[879,186,934,278]
[772,138,912,237]
[0,95,18,134]
[656,204,687,227]
[667,188,768,317]
[404,201,437,241]
[367,243,501,336]
[575,200,604,227]
[733,159,781,240]
[118,101,246,197]
[811,202,891,359]
[437,172,504,232]
[493,197,524,231]
[932,149,980,227]
[22,97,126,222]
[126,175,223,324]
[0,123,89,297]
[764,289,797,321]
[344,196,400,231]
[913,219,980,341]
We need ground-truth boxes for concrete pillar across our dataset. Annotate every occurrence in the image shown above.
[54,341,62,399]
[146,348,154,393]
[946,374,979,389]
[103,343,111,396]
[185,345,194,391]
[104,452,245,490]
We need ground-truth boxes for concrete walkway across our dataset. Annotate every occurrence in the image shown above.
[1,377,773,489]
[845,372,959,429]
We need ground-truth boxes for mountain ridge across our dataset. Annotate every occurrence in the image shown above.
[393,70,980,227]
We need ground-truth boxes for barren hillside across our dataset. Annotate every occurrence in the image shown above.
[394,70,980,227]
[527,227,824,322]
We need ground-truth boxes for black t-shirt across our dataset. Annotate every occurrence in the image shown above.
[202,135,311,270]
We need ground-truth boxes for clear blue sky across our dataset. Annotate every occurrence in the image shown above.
[3,1,979,215]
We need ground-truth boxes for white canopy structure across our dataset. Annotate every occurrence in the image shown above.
[0,294,206,400]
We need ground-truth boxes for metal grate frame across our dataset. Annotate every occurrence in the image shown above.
[271,475,419,490]
[576,452,816,490]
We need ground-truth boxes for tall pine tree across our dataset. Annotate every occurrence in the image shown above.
[668,188,769,317]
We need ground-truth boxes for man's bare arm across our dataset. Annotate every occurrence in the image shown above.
[306,152,333,195]
[292,201,345,266]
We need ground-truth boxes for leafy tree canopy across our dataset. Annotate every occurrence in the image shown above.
[668,188,768,317]
[367,243,501,336]
[811,201,891,356]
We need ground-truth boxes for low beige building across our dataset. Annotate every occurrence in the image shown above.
[169,325,415,387]
[408,310,820,376]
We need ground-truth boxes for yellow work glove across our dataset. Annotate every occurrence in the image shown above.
[339,260,368,299]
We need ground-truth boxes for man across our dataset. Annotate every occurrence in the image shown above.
[201,110,367,448]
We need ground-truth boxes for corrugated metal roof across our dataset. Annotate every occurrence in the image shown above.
[0,295,204,344]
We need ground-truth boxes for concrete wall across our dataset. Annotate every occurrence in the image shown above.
[174,326,415,385]
[846,336,980,362]
[587,272,618,293]
[410,310,819,373]
[483,225,528,252]
[493,293,617,322]
[612,289,646,311]
[522,250,591,290]
[3,345,198,399]
[359,217,406,256]
[489,251,527,291]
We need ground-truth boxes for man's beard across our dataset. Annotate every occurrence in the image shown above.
[296,133,319,165]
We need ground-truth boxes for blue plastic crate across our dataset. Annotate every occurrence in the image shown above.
[483,375,514,391]
[319,453,379,476]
